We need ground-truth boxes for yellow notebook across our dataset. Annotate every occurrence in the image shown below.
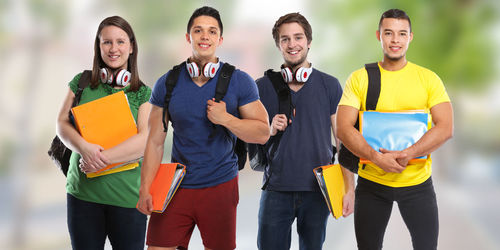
[313,164,345,219]
[71,91,139,178]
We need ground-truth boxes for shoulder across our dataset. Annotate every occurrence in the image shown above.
[407,62,443,83]
[68,71,87,93]
[312,68,341,85]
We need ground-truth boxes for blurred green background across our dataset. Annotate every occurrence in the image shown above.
[1,0,499,249]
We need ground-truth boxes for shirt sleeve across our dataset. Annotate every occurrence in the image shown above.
[338,70,365,110]
[235,70,259,107]
[68,72,83,94]
[328,76,343,115]
[149,72,169,107]
[426,72,451,108]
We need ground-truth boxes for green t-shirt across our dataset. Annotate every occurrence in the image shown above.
[66,72,152,208]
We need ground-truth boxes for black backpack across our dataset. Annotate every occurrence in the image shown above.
[48,70,91,176]
[338,63,381,173]
[162,61,247,170]
[248,69,292,172]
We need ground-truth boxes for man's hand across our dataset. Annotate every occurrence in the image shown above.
[207,98,231,125]
[270,114,289,136]
[372,148,407,173]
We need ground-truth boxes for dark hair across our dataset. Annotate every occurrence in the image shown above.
[187,6,223,36]
[272,12,312,48]
[379,9,412,32]
[91,16,141,91]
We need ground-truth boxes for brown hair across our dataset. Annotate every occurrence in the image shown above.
[91,16,141,91]
[379,9,412,32]
[272,12,312,47]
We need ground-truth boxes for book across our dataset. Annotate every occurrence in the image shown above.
[71,91,139,178]
[313,164,345,219]
[359,110,431,164]
[149,163,186,213]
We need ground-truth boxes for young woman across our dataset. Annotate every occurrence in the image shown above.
[56,16,151,249]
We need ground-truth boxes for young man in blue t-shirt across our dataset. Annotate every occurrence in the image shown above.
[256,12,355,250]
[137,6,270,250]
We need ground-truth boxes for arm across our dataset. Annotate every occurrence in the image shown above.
[56,88,108,170]
[336,105,407,173]
[207,99,270,144]
[331,114,355,217]
[137,105,167,215]
[381,102,454,167]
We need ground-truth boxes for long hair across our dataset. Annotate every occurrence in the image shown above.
[91,16,141,91]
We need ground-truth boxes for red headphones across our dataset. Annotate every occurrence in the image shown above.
[281,64,313,83]
[185,58,220,78]
[100,68,131,86]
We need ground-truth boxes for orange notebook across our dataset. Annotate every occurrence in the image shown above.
[71,91,139,178]
[149,163,186,213]
[313,164,345,219]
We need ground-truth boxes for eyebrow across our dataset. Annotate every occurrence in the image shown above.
[383,28,409,33]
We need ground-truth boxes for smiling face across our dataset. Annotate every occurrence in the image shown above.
[99,25,132,70]
[278,22,310,69]
[376,17,413,63]
[186,15,223,62]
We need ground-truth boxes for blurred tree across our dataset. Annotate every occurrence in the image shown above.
[311,0,498,91]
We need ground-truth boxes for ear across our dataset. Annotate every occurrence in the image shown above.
[186,33,191,44]
[376,30,381,41]
[409,32,414,43]
[218,36,223,46]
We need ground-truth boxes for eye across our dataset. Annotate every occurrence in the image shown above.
[210,30,217,35]
[102,40,111,45]
[400,32,407,37]
[384,32,392,36]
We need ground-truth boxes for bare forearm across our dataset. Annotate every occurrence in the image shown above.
[404,124,453,159]
[102,132,148,164]
[222,115,270,144]
[341,166,355,193]
[56,120,87,154]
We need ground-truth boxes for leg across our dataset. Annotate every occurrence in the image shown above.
[396,177,439,250]
[354,177,394,250]
[295,191,330,250]
[67,193,106,250]
[196,176,239,250]
[106,205,147,250]
[146,187,197,249]
[257,190,295,250]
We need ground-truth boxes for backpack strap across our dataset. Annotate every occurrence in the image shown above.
[265,69,292,125]
[338,63,381,173]
[365,63,381,110]
[162,62,185,132]
[214,63,236,102]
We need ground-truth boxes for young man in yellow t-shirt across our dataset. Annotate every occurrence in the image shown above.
[337,9,454,250]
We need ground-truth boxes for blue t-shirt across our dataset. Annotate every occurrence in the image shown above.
[257,69,342,191]
[150,62,259,188]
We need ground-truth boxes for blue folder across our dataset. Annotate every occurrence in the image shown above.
[359,111,431,163]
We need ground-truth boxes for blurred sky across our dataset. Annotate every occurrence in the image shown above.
[1,0,500,249]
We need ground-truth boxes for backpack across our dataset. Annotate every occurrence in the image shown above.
[338,63,381,173]
[248,69,292,173]
[161,61,247,170]
[48,70,91,176]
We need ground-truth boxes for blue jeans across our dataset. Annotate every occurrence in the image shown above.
[67,193,147,250]
[258,190,330,250]
[354,177,439,250]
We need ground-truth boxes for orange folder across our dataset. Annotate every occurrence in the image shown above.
[149,163,186,213]
[313,164,345,219]
[71,91,139,178]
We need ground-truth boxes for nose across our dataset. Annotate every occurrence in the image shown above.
[201,30,209,40]
[110,41,118,51]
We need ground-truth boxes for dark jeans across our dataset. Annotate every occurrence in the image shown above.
[67,193,147,250]
[354,177,439,250]
[258,190,330,250]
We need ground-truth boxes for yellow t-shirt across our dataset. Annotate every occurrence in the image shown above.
[339,62,450,187]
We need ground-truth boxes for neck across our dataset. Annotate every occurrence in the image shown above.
[190,55,217,67]
[285,60,311,72]
[380,56,407,71]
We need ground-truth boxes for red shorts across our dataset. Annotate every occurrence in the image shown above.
[146,176,239,250]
